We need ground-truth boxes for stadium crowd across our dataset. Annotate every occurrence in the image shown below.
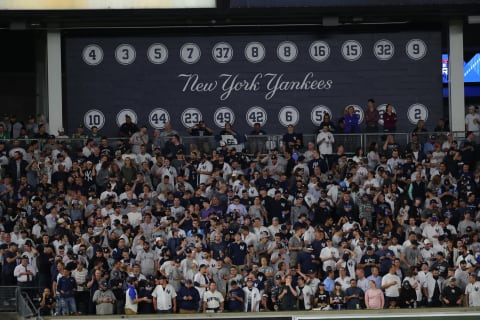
[0,108,480,316]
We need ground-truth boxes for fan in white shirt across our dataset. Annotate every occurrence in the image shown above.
[197,158,213,185]
[465,105,480,134]
[465,273,480,307]
[127,204,142,228]
[316,125,334,155]
[320,239,339,272]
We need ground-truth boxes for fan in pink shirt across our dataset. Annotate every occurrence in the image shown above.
[365,280,384,309]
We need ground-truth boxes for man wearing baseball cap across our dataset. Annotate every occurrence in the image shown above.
[124,277,142,314]
[152,275,177,314]
[465,273,480,307]
[92,279,116,315]
[441,277,463,307]
[3,242,20,285]
[243,277,261,312]
[177,279,200,313]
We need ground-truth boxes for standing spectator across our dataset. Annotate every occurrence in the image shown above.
[431,252,449,278]
[129,126,149,154]
[282,125,303,153]
[266,191,291,224]
[457,212,477,237]
[2,242,20,285]
[119,115,139,138]
[345,278,364,309]
[412,119,429,136]
[434,118,450,133]
[248,122,267,155]
[36,114,50,134]
[177,279,201,313]
[344,106,360,133]
[56,268,78,315]
[465,105,480,141]
[364,279,384,309]
[365,99,379,133]
[86,268,103,314]
[157,158,177,187]
[24,115,36,137]
[109,270,126,314]
[197,156,213,185]
[72,124,88,140]
[34,125,50,140]
[92,278,116,315]
[226,280,245,312]
[356,268,370,293]
[288,224,305,268]
[296,276,314,310]
[36,245,54,290]
[152,275,177,313]
[422,267,444,307]
[316,113,334,133]
[124,277,141,315]
[188,120,214,154]
[14,255,36,287]
[400,239,422,268]
[398,280,417,308]
[377,240,396,276]
[202,281,224,313]
[120,158,137,186]
[441,277,463,307]
[6,151,28,184]
[465,273,480,307]
[402,266,422,306]
[135,241,155,276]
[166,134,186,159]
[366,142,380,170]
[160,122,179,146]
[209,259,229,297]
[88,126,102,142]
[460,131,476,169]
[243,277,261,312]
[320,239,340,273]
[0,123,9,139]
[225,233,248,268]
[316,125,334,156]
[408,174,426,202]
[381,264,401,308]
[335,267,352,292]
[72,261,89,315]
[278,274,298,311]
[382,104,398,133]
[151,129,163,152]
[137,277,155,314]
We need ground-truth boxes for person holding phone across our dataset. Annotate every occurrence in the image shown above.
[278,274,298,310]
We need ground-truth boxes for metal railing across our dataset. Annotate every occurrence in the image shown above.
[0,286,42,319]
[182,131,464,155]
[0,286,17,313]
[18,289,40,319]
[0,131,467,156]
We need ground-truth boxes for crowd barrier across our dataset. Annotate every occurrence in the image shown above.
[0,286,40,319]
[0,131,467,157]
[41,308,480,319]
[3,285,479,319]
